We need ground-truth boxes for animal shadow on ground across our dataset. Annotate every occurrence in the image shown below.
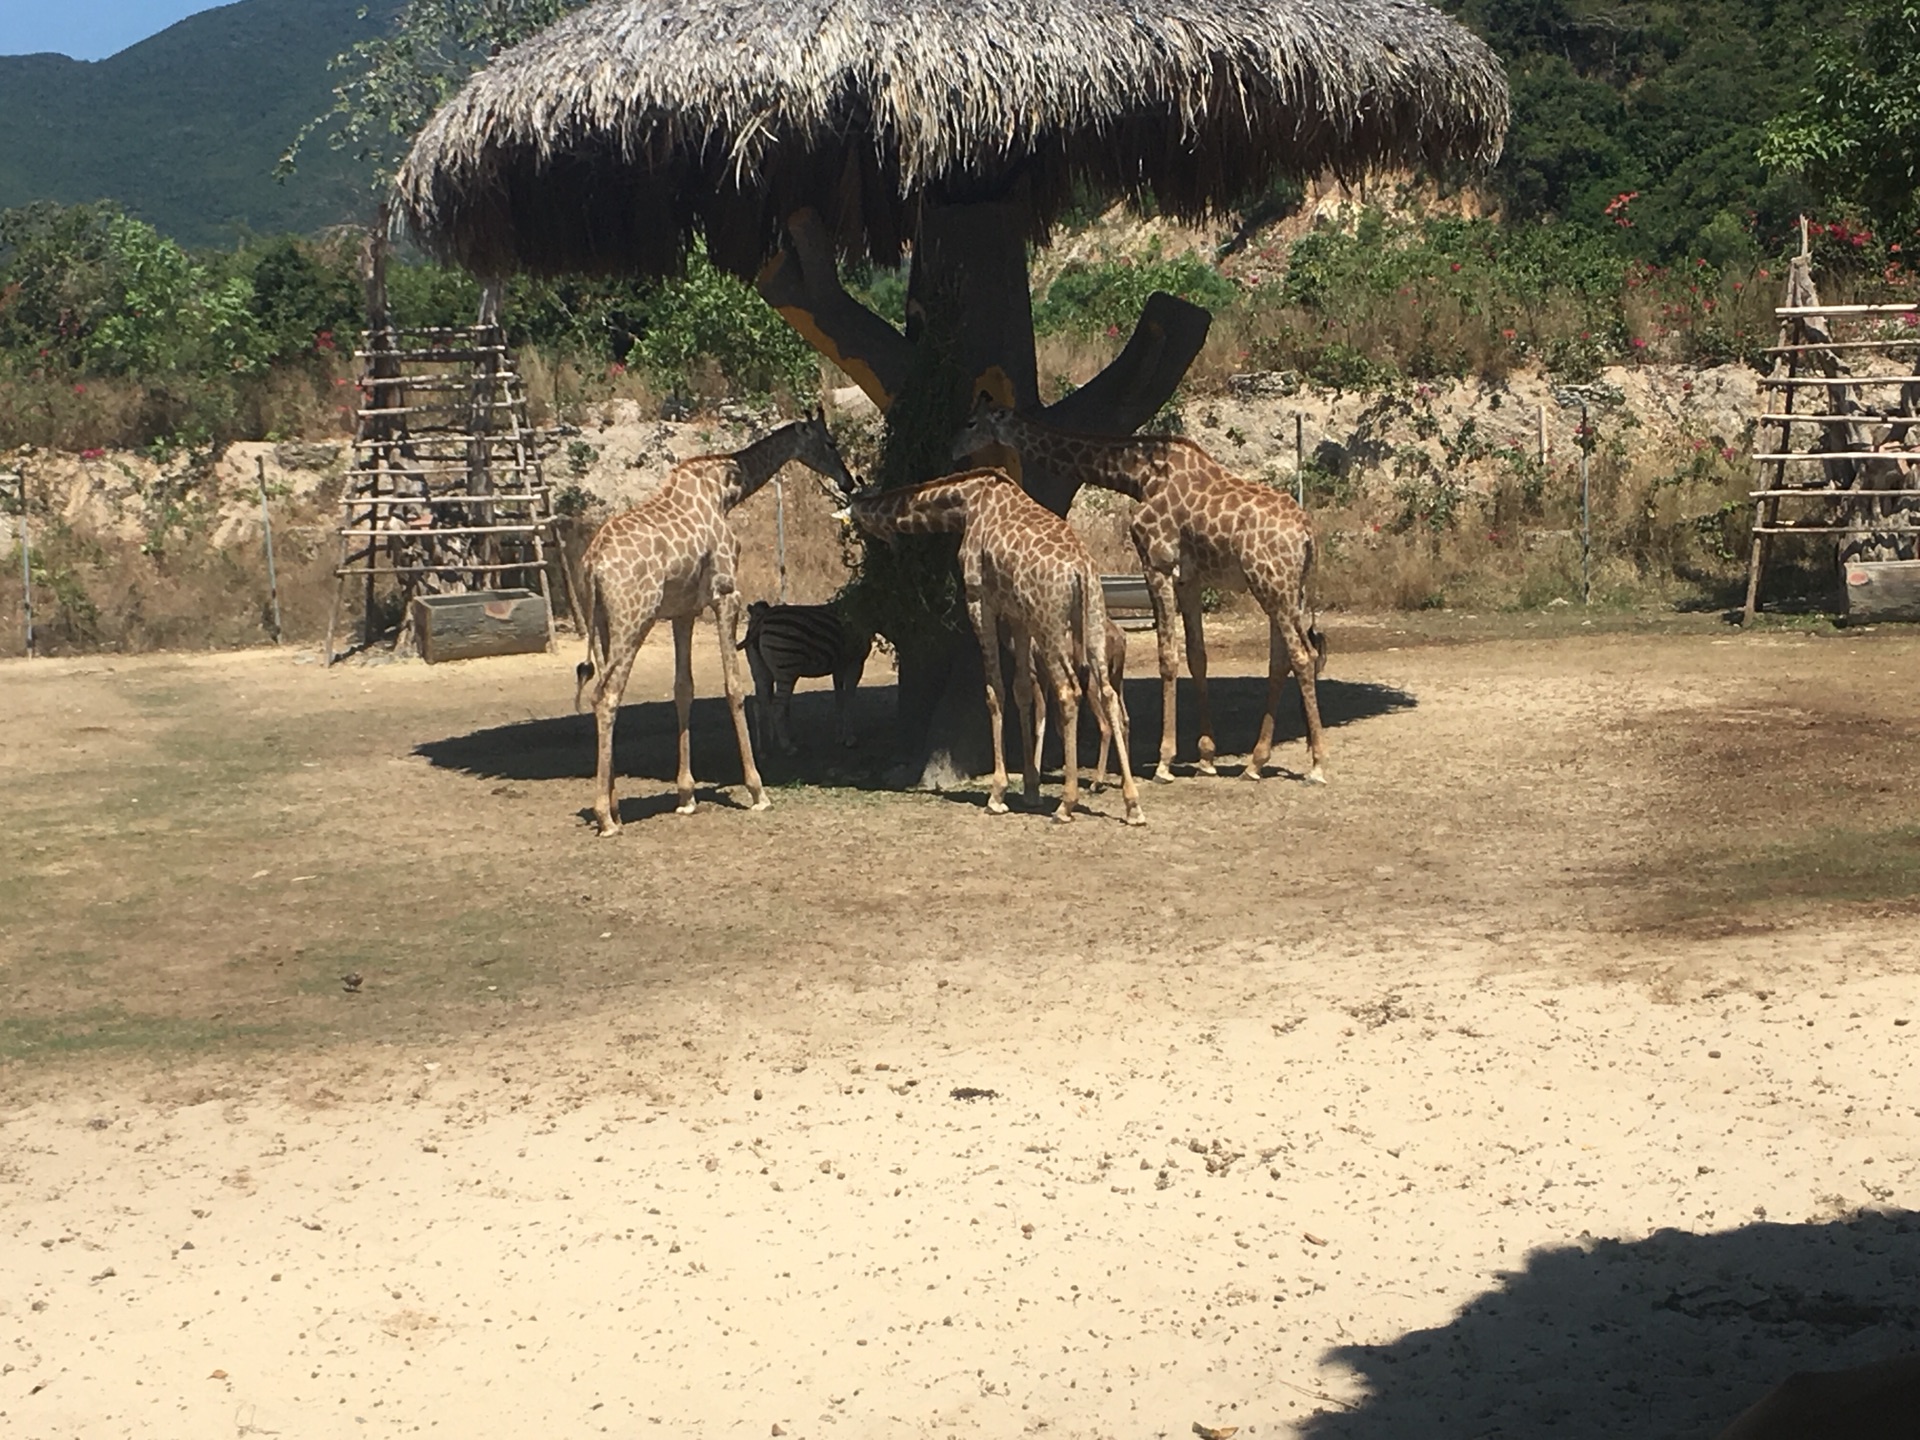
[1298,1212,1920,1440]
[412,675,1415,815]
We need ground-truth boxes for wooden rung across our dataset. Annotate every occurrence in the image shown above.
[1776,303,1920,316]
[336,524,550,538]
[341,494,549,506]
[1765,339,1920,354]
[357,402,521,417]
[1751,523,1920,534]
[352,349,508,363]
[335,561,548,576]
[1749,489,1920,498]
[1758,413,1920,423]
[1762,375,1920,387]
[1752,451,1920,461]
[357,376,524,390]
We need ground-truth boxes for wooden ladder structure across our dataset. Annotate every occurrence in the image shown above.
[326,296,563,662]
[1744,242,1920,623]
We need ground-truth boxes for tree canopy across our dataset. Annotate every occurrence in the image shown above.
[1762,0,1920,241]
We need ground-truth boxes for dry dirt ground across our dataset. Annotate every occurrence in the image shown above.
[2,612,1918,1440]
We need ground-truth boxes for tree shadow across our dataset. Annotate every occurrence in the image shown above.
[1299,1213,1920,1440]
[412,674,1416,798]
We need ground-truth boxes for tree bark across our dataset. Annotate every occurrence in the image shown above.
[754,208,913,410]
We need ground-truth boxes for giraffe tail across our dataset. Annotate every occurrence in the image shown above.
[1298,531,1327,677]
[574,568,606,712]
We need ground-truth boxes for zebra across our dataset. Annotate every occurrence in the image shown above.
[738,601,873,754]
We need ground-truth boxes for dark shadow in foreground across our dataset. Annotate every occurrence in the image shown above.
[1297,1213,1920,1440]
[412,673,1418,801]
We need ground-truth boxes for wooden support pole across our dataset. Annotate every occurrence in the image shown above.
[257,458,282,644]
[1745,231,1810,624]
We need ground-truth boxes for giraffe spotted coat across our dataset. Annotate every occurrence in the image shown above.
[954,406,1327,785]
[844,469,1144,826]
[575,413,854,834]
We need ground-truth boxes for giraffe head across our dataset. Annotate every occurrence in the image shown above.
[791,407,857,502]
[949,396,1019,466]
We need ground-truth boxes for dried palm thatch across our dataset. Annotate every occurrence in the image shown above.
[395,0,1508,281]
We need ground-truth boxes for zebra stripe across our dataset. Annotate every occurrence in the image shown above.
[740,602,872,753]
[743,602,867,679]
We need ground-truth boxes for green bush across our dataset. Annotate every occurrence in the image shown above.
[1034,249,1238,336]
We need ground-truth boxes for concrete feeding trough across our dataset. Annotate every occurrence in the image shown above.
[410,588,551,663]
[1100,574,1156,631]
[1843,559,1920,623]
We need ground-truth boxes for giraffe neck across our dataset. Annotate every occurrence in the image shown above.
[851,472,1002,536]
[719,424,811,511]
[1002,417,1150,501]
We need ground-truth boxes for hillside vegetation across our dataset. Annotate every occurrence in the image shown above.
[0,0,399,246]
[3,0,1914,650]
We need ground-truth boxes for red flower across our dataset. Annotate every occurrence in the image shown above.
[72,383,86,394]
[1631,337,1647,350]
[81,447,105,460]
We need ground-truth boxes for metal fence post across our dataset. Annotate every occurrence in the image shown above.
[1580,404,1592,607]
[257,457,283,643]
[774,475,789,604]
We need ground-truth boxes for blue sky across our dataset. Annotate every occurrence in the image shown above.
[0,1,226,60]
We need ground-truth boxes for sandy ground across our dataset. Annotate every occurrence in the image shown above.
[2,613,1918,1439]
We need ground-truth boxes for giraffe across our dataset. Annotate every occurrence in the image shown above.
[574,411,854,835]
[839,470,1145,826]
[954,405,1327,785]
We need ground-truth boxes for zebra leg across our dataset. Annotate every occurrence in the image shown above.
[774,679,799,754]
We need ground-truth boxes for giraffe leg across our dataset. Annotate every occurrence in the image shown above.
[671,615,698,814]
[1178,583,1217,775]
[715,594,769,811]
[1248,577,1328,785]
[1286,616,1329,785]
[1087,663,1112,790]
[1243,617,1288,781]
[969,598,1012,815]
[1144,567,1181,783]
[1025,645,1050,781]
[1009,626,1042,806]
[1050,656,1081,823]
[1097,663,1146,825]
[590,619,651,836]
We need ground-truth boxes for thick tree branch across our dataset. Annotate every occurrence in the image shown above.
[755,208,914,410]
[1002,292,1212,514]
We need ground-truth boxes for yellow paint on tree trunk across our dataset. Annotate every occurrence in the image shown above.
[963,366,1024,481]
[757,249,895,411]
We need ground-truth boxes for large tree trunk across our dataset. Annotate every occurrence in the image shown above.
[880,199,1040,788]
[756,201,1212,789]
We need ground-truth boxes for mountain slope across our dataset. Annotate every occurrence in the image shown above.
[0,0,402,247]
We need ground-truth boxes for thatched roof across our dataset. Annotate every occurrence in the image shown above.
[394,0,1508,280]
